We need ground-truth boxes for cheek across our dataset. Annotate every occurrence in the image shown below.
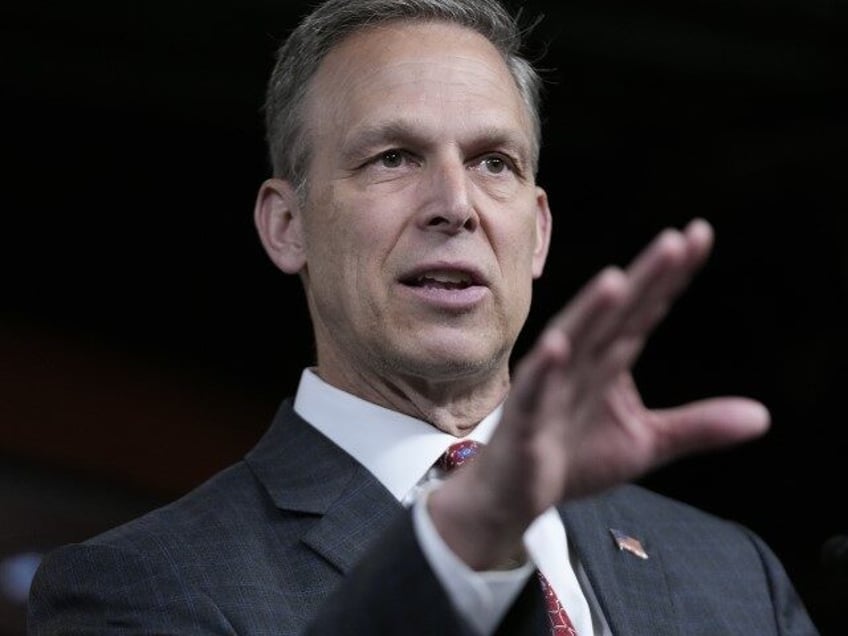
[490,213,540,322]
[497,212,540,274]
[306,193,395,294]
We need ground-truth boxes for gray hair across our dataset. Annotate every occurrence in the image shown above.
[263,0,544,194]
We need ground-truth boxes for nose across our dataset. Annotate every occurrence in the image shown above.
[418,157,478,234]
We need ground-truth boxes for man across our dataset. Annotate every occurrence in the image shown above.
[28,0,819,634]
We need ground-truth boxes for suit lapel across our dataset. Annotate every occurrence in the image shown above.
[245,399,402,573]
[561,490,680,636]
[300,467,402,572]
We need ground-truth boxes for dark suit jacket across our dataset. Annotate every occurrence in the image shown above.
[28,399,819,635]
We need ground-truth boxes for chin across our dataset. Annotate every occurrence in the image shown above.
[387,340,508,381]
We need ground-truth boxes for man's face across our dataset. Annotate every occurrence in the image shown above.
[297,20,551,389]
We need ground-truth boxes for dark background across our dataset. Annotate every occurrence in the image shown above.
[2,1,846,634]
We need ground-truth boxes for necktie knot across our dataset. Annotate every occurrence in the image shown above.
[438,440,482,472]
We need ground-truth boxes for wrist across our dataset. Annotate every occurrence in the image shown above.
[427,469,529,571]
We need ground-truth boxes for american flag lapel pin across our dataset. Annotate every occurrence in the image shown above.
[609,528,649,559]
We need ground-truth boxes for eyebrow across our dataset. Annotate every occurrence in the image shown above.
[340,121,423,163]
[340,119,532,168]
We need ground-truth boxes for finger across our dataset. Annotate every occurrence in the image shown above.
[509,271,627,422]
[626,219,714,328]
[651,396,771,464]
[583,219,714,360]
[568,220,715,394]
[577,335,646,396]
[542,219,714,395]
[508,328,571,415]
[680,217,714,272]
[623,219,714,335]
[546,265,630,347]
[556,227,684,378]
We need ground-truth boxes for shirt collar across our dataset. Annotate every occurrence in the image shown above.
[293,368,501,502]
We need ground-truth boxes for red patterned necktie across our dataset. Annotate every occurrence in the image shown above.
[439,440,579,636]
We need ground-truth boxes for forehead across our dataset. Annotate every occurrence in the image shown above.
[302,20,532,148]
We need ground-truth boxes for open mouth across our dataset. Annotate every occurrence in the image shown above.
[406,270,475,290]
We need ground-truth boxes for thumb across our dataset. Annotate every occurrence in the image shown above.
[653,397,771,461]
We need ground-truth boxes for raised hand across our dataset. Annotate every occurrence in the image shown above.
[429,218,771,569]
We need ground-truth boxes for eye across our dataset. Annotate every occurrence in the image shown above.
[378,150,405,168]
[481,156,508,174]
[355,148,420,181]
[474,153,521,178]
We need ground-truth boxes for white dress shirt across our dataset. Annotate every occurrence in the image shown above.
[294,368,611,635]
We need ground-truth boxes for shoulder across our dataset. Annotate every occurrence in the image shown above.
[27,461,256,633]
[28,456,313,634]
[33,458,271,585]
[91,460,265,550]
[600,482,740,523]
[79,397,312,559]
[561,485,819,634]
[564,482,791,575]
[580,482,801,589]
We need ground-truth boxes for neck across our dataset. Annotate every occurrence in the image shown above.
[314,363,510,437]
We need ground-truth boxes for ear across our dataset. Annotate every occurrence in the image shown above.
[254,178,307,274]
[531,186,552,279]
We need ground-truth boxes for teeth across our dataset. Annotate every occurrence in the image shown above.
[416,270,473,285]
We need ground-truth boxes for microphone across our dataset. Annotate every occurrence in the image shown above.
[821,535,848,576]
